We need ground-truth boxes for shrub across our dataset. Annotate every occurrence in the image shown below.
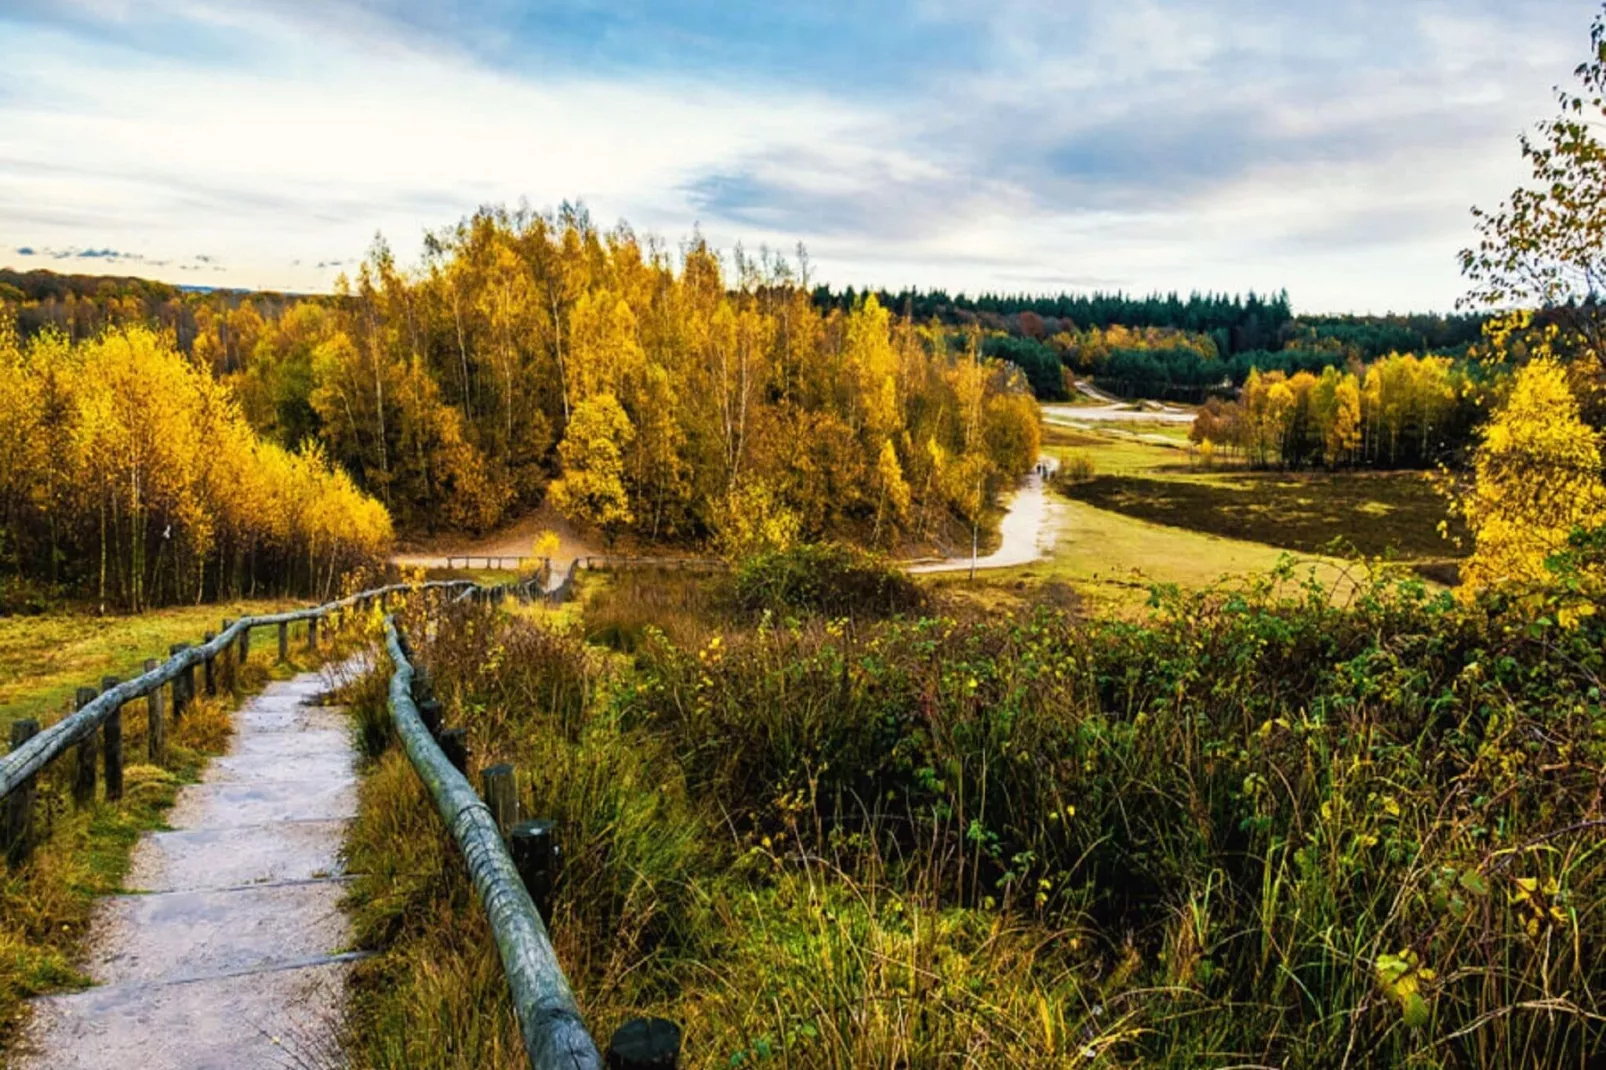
[731,542,924,619]
[1054,452,1096,487]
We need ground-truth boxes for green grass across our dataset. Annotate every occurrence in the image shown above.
[1062,469,1465,563]
[1030,422,1462,601]
[0,599,299,732]
[340,574,1606,1067]
[935,491,1357,614]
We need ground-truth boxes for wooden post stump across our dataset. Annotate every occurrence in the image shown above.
[170,643,194,723]
[510,818,556,921]
[220,620,236,693]
[202,631,218,696]
[440,727,468,774]
[481,764,518,837]
[145,658,166,766]
[101,676,123,802]
[606,1018,682,1070]
[419,699,443,738]
[277,621,289,663]
[409,665,432,703]
[73,686,98,807]
[4,718,40,865]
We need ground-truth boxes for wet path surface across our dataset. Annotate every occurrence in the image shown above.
[13,671,359,1070]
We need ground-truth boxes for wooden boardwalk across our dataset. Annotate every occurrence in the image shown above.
[11,670,361,1070]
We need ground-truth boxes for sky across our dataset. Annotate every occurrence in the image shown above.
[0,0,1597,313]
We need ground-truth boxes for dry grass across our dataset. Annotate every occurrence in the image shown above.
[0,599,300,733]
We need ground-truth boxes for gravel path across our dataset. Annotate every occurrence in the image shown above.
[12,671,361,1070]
[909,457,1065,574]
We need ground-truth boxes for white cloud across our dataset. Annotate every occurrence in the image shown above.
[0,0,1596,310]
[0,7,862,291]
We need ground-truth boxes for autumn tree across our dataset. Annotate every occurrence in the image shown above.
[548,392,635,540]
[1459,356,1606,591]
[1462,4,1606,418]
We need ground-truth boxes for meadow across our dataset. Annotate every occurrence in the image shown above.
[1034,420,1464,593]
[339,552,1606,1068]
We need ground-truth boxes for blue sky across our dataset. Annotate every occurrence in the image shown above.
[0,0,1596,311]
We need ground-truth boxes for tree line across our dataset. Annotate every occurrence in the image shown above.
[0,316,392,611]
[4,211,1041,558]
[1187,354,1485,470]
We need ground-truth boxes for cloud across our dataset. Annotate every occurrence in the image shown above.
[0,0,1596,310]
[16,247,34,256]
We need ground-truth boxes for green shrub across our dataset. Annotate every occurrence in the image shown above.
[731,542,924,619]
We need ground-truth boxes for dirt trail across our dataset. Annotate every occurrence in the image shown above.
[390,506,601,592]
[403,457,1071,581]
[12,670,360,1070]
[909,457,1064,574]
[1042,382,1197,426]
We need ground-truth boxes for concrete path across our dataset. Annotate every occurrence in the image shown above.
[11,671,360,1070]
[909,457,1065,574]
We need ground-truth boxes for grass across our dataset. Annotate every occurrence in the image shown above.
[936,492,1357,614]
[1062,469,1463,563]
[0,599,300,732]
[1030,421,1463,601]
[338,572,1606,1067]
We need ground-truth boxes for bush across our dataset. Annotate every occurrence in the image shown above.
[1053,452,1096,489]
[731,542,924,619]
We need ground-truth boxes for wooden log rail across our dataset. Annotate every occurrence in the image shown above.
[384,618,680,1070]
[0,579,474,805]
[578,555,727,573]
[444,555,546,572]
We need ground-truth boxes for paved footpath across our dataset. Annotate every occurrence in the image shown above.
[13,670,361,1070]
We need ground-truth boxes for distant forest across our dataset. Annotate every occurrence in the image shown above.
[1,266,1495,415]
[811,284,1488,359]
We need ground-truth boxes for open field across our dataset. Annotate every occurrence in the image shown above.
[1040,418,1463,582]
[926,496,1358,614]
[1064,469,1464,563]
[0,600,300,732]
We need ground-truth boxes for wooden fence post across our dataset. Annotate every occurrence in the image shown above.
[202,632,218,696]
[278,620,289,663]
[4,718,40,865]
[220,620,236,693]
[307,616,319,652]
[238,623,250,667]
[510,818,556,922]
[145,658,166,766]
[440,727,468,774]
[170,643,194,724]
[481,764,518,837]
[606,1018,682,1070]
[73,686,98,807]
[101,676,123,803]
[419,699,443,738]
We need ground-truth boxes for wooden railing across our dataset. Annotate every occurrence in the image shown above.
[0,580,475,819]
[444,554,547,571]
[2,569,681,1069]
[385,611,680,1069]
[577,555,726,572]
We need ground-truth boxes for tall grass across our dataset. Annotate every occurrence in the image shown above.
[343,571,1606,1067]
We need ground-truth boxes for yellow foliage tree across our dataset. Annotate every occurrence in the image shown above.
[1460,357,1606,593]
[548,392,636,538]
